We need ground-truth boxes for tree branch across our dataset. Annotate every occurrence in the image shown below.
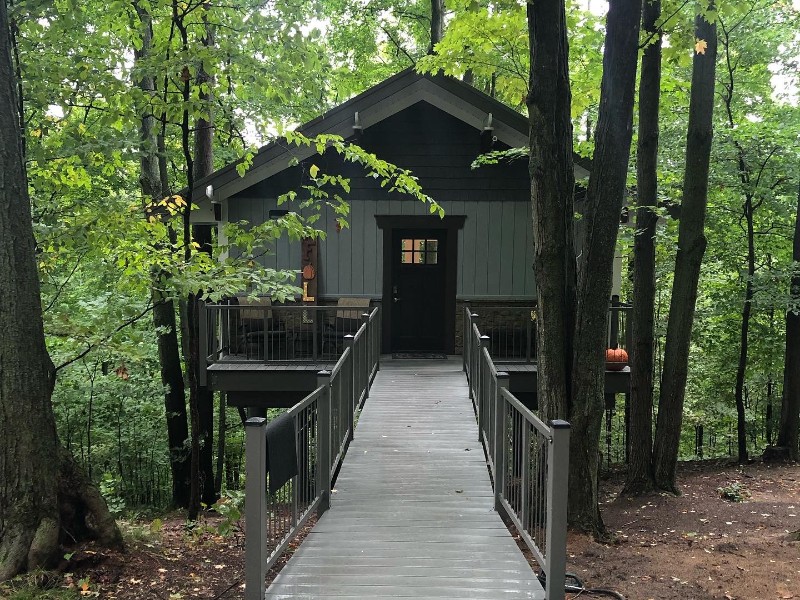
[54,301,156,373]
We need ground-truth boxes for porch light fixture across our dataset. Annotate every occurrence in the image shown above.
[481,112,496,153]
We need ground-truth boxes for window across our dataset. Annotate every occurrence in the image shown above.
[400,238,439,265]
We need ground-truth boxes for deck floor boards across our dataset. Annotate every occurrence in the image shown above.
[266,358,544,599]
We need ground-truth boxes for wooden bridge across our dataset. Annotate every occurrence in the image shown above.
[266,359,546,599]
[240,307,570,600]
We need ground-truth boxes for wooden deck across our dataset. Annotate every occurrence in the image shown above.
[266,358,545,599]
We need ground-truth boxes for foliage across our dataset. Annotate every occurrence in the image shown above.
[211,490,245,536]
[717,481,750,502]
[6,0,800,528]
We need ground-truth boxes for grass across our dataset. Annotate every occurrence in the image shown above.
[0,571,78,600]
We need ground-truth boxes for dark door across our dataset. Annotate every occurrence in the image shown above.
[390,229,447,352]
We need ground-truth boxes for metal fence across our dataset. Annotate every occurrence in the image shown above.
[243,309,380,600]
[203,302,372,364]
[463,306,570,600]
[464,299,631,363]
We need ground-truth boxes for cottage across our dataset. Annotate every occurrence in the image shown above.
[194,69,629,407]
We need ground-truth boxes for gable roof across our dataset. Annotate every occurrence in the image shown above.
[192,68,590,210]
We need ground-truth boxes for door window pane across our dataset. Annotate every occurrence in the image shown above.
[401,238,438,265]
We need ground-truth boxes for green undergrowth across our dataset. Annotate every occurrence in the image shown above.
[0,571,79,600]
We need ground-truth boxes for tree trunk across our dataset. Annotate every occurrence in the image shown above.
[733,201,754,463]
[570,0,642,532]
[0,3,120,580]
[429,0,444,53]
[133,0,191,509]
[653,12,717,492]
[624,0,661,496]
[776,182,800,460]
[526,0,577,425]
[193,7,217,508]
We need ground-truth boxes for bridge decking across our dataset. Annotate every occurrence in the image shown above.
[266,358,545,599]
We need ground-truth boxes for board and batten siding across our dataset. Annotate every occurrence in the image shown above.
[227,195,535,300]
[226,100,536,301]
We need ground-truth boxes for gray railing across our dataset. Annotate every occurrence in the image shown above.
[464,306,569,600]
[203,302,372,365]
[464,299,631,364]
[243,309,380,600]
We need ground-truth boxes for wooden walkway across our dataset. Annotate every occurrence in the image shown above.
[266,358,545,599]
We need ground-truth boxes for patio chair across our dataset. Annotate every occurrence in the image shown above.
[321,297,372,358]
[235,296,288,360]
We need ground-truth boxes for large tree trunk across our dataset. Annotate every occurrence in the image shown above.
[526,0,576,424]
[653,12,718,492]
[776,183,800,460]
[624,0,661,496]
[0,3,120,580]
[133,0,191,509]
[193,5,217,507]
[570,0,642,533]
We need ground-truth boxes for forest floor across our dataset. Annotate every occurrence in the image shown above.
[3,459,798,600]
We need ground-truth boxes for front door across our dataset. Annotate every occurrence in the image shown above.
[390,229,447,352]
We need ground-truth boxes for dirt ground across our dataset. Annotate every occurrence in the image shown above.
[567,460,800,600]
[7,460,798,600]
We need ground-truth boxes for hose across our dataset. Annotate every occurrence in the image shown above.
[538,571,627,600]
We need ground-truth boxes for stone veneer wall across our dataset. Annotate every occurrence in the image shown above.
[455,300,536,355]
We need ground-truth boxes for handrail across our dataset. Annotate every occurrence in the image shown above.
[464,305,569,600]
[463,302,631,364]
[243,306,381,600]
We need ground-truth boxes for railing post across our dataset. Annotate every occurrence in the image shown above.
[375,307,381,373]
[609,294,620,350]
[545,420,570,600]
[317,371,332,515]
[477,335,490,442]
[244,417,268,600]
[467,315,478,398]
[362,313,370,401]
[463,307,471,373]
[494,373,509,512]
[199,300,208,386]
[344,334,355,442]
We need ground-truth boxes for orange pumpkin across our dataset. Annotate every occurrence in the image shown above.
[605,348,628,371]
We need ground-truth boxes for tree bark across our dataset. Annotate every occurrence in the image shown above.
[0,2,120,579]
[776,182,800,460]
[733,199,754,463]
[720,21,756,465]
[193,5,217,507]
[570,0,642,532]
[624,0,661,496]
[429,0,444,53]
[133,0,191,509]
[653,12,718,492]
[526,0,577,425]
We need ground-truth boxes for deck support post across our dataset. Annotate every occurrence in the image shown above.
[545,420,571,600]
[199,300,208,386]
[244,417,268,600]
[494,372,509,512]
[317,371,332,514]
[344,334,355,443]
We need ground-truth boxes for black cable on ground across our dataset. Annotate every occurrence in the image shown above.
[538,571,626,599]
